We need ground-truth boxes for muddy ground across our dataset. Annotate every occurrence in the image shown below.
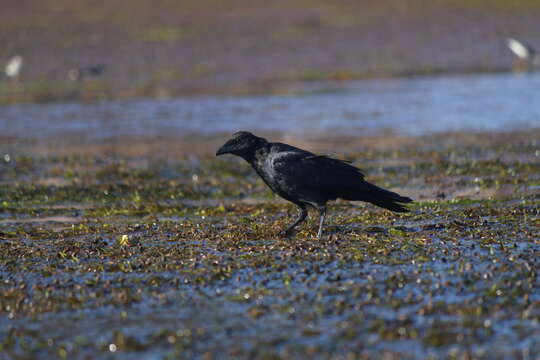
[1,131,539,359]
[2,0,540,102]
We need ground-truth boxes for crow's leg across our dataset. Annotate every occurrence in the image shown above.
[316,205,326,239]
[280,204,307,237]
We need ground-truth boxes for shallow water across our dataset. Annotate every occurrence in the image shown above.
[1,72,540,139]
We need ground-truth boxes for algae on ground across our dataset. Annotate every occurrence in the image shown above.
[1,131,539,359]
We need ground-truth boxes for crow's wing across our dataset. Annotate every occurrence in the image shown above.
[271,152,366,199]
[271,152,412,211]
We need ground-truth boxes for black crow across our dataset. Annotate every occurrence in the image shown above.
[216,131,412,239]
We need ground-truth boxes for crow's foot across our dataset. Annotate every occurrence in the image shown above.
[278,229,295,238]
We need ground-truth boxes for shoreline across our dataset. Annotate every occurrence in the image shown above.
[3,129,539,157]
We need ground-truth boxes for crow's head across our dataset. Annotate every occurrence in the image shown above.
[216,131,267,158]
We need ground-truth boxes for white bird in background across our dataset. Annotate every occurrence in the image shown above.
[506,38,540,67]
[5,55,23,78]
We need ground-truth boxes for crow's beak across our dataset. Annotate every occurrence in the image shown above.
[215,145,229,156]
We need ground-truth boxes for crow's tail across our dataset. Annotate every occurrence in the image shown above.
[342,181,413,212]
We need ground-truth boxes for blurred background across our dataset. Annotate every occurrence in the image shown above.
[1,0,540,149]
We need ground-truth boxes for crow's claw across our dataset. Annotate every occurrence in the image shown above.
[278,229,294,238]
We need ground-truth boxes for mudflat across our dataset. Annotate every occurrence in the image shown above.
[1,130,539,358]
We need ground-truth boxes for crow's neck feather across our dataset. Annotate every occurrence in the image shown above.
[237,144,268,164]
